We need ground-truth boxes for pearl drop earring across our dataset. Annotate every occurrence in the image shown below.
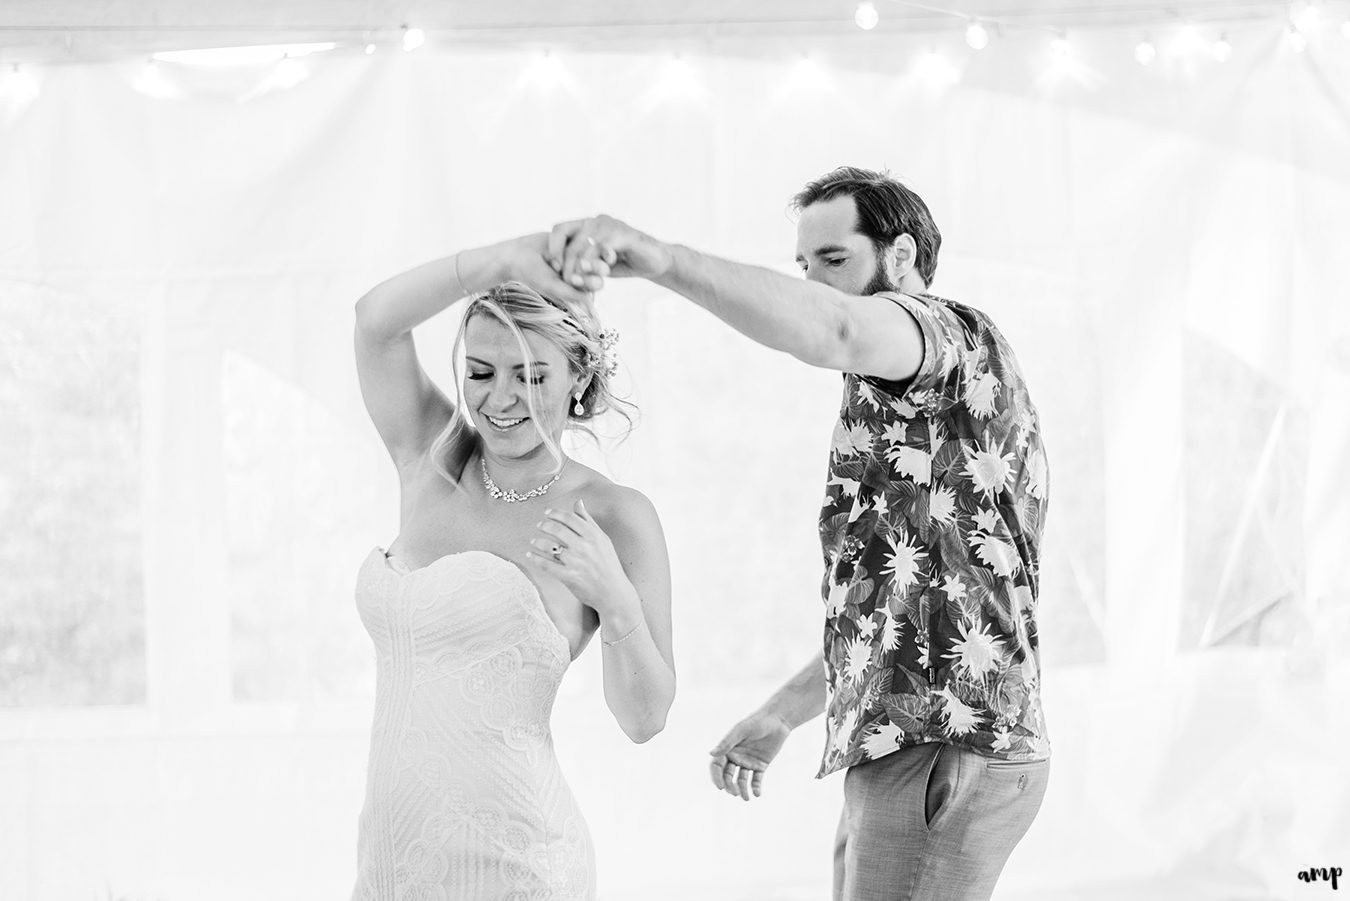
[573,393,584,416]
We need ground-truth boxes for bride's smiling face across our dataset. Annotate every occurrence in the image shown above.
[462,313,579,458]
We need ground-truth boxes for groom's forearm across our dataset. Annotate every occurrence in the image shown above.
[651,244,853,369]
[759,651,827,731]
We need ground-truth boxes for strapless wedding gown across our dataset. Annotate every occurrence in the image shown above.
[351,547,595,901]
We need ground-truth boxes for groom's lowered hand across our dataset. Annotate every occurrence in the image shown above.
[708,709,792,801]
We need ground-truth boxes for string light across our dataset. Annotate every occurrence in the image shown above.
[1292,2,1321,33]
[1211,33,1233,62]
[1041,31,1085,84]
[965,20,990,50]
[854,2,879,32]
[788,53,830,93]
[915,46,960,87]
[401,26,426,52]
[1287,22,1309,52]
[1134,37,1157,65]
[6,7,1332,95]
[665,53,694,84]
[1173,22,1206,54]
[131,58,179,98]
[1,63,40,106]
[522,49,569,92]
[653,52,701,101]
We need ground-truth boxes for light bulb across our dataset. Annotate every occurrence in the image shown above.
[1211,34,1232,62]
[522,49,569,92]
[132,58,178,98]
[855,2,879,31]
[667,54,692,79]
[916,47,959,87]
[2,63,40,105]
[402,26,425,52]
[1134,39,1157,65]
[658,54,699,99]
[964,21,990,50]
[1293,3,1320,33]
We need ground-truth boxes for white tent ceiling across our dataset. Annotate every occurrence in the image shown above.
[0,0,1298,64]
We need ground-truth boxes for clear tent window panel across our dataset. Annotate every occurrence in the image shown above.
[221,348,374,704]
[1182,331,1307,649]
[0,288,146,706]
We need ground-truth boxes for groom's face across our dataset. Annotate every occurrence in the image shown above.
[794,194,895,296]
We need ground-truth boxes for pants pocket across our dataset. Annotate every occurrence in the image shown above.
[923,743,958,828]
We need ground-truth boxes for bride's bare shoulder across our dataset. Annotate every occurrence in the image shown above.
[567,465,659,532]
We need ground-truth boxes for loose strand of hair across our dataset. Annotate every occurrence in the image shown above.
[477,299,567,476]
[430,318,476,487]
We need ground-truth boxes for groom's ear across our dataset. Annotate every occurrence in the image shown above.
[888,234,918,279]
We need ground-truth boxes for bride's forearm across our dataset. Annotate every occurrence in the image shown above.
[598,590,676,744]
[354,244,507,342]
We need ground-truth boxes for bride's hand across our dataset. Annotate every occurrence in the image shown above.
[496,233,609,300]
[525,499,634,614]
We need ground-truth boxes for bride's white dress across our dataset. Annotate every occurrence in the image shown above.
[351,547,595,901]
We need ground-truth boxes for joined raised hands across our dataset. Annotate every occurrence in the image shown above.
[493,232,601,304]
[546,215,672,291]
[499,216,669,302]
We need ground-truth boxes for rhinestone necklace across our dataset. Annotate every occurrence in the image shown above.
[480,457,564,503]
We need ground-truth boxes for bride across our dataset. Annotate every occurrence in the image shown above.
[350,233,675,900]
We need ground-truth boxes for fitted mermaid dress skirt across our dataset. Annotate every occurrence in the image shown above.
[351,547,595,901]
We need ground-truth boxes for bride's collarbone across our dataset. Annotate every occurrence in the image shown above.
[394,501,591,610]
[404,497,562,556]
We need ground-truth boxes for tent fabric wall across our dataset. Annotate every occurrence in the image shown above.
[1,22,1347,900]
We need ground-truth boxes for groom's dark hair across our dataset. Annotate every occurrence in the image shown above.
[791,166,942,287]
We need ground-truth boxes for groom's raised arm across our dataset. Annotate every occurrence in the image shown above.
[547,216,924,384]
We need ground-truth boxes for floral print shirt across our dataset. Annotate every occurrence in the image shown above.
[816,292,1051,778]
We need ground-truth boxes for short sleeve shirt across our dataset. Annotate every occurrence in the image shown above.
[816,292,1051,778]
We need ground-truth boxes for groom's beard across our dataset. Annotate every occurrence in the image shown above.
[863,249,898,296]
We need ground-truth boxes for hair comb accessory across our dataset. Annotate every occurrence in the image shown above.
[595,327,620,377]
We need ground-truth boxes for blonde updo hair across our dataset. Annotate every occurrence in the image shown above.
[431,281,634,484]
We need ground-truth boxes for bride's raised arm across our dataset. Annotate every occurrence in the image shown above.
[353,234,595,472]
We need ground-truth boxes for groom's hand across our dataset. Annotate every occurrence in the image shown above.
[497,232,604,302]
[708,710,792,801]
[547,215,673,288]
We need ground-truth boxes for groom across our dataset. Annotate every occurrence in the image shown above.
[547,167,1051,901]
